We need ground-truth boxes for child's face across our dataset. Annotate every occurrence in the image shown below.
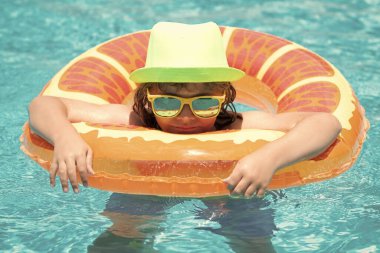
[149,83,225,134]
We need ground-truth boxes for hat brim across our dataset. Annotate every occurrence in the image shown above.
[129,67,245,83]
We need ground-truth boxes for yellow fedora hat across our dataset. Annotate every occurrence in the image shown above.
[129,22,245,83]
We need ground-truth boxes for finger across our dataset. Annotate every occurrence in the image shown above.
[222,177,235,191]
[86,148,95,175]
[49,159,58,187]
[66,158,79,193]
[222,171,242,190]
[76,155,88,187]
[232,178,251,196]
[58,161,69,193]
[256,187,267,198]
[245,184,257,198]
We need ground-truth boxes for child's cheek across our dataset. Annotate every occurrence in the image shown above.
[200,118,217,130]
[155,117,172,132]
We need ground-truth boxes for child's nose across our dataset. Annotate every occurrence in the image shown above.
[178,104,195,118]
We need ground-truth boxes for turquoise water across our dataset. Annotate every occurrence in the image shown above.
[1,0,379,252]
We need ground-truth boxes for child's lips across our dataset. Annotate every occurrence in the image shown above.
[172,126,199,133]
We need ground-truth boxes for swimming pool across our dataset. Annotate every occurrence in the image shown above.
[1,0,379,252]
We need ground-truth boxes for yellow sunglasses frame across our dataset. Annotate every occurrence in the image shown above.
[147,89,226,118]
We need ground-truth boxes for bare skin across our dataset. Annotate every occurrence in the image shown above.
[28,83,342,197]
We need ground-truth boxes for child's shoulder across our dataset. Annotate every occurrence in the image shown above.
[237,111,325,131]
[239,111,276,130]
[225,111,268,129]
[226,110,284,130]
[58,97,144,126]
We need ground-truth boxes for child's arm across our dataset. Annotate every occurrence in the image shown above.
[223,112,342,198]
[28,96,132,193]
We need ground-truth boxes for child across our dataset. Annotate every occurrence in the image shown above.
[28,22,342,198]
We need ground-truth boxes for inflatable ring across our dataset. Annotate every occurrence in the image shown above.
[20,26,369,197]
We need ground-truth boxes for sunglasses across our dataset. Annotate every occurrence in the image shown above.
[147,89,226,118]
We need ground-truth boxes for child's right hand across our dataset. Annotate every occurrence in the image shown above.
[49,134,95,193]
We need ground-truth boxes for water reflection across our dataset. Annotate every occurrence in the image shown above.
[88,192,282,253]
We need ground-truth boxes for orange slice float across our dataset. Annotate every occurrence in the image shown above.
[20,26,370,197]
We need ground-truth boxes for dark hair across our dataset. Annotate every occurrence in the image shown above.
[132,82,239,130]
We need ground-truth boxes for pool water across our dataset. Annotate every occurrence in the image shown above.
[1,0,379,252]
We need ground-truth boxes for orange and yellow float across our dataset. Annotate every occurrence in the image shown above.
[20,26,369,197]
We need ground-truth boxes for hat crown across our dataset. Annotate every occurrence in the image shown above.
[129,22,245,83]
[146,22,229,68]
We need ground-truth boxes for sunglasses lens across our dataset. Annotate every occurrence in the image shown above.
[192,98,220,118]
[153,97,181,117]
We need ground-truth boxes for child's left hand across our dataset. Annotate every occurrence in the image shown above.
[223,152,279,198]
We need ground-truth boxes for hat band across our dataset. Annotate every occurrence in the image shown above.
[130,67,245,83]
